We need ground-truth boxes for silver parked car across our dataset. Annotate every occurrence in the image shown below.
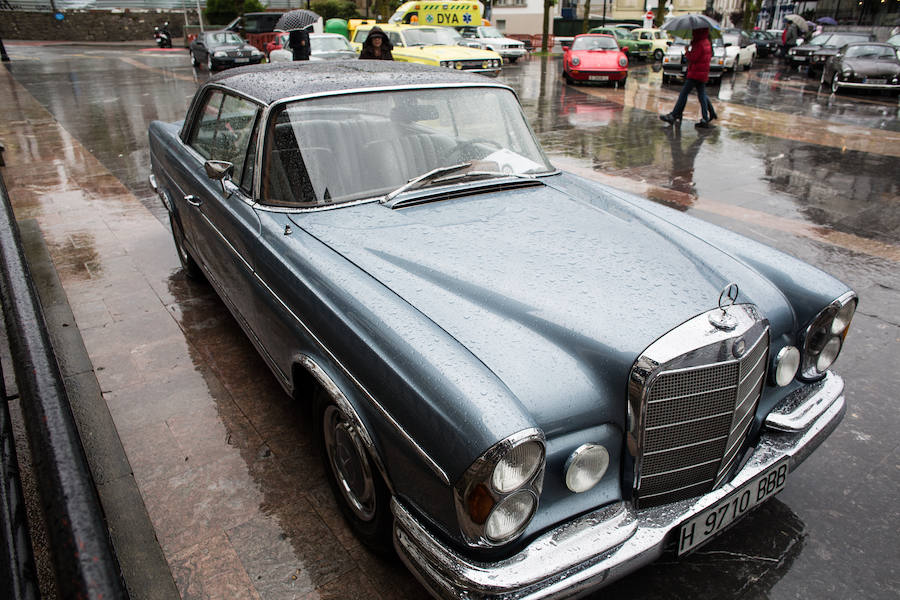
[457,25,527,62]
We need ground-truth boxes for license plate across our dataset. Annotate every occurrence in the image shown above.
[677,459,788,556]
[236,58,249,63]
[794,56,806,62]
[589,75,609,81]
[867,78,886,84]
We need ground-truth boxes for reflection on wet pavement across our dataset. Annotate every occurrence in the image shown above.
[1,45,898,600]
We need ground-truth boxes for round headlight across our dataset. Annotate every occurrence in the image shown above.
[571,56,580,66]
[831,301,855,335]
[774,346,800,387]
[619,56,628,67]
[565,444,609,493]
[485,490,535,542]
[800,295,856,379]
[816,336,842,372]
[492,441,543,493]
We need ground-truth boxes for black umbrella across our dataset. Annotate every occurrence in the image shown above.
[275,9,320,32]
[660,14,722,40]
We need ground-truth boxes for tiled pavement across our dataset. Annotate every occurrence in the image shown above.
[0,67,426,599]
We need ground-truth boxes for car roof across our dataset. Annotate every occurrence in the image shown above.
[842,41,895,48]
[206,61,504,105]
[575,33,615,39]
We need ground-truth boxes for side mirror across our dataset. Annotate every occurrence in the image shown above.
[205,160,236,195]
[666,40,672,46]
[562,44,570,51]
[621,46,629,53]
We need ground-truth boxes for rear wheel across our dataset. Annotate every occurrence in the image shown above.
[318,397,392,553]
[169,213,202,279]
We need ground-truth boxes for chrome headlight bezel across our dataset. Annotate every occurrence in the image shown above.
[799,291,857,381]
[571,56,580,66]
[453,429,545,547]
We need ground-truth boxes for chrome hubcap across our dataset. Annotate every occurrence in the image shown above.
[323,405,376,521]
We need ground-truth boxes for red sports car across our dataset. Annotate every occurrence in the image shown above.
[563,34,629,85]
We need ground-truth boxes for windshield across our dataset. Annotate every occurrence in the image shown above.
[616,29,635,40]
[313,36,353,52]
[481,27,504,38]
[208,32,244,45]
[808,34,830,46]
[572,36,619,51]
[844,44,896,59]
[404,27,462,46]
[824,34,871,48]
[262,87,554,207]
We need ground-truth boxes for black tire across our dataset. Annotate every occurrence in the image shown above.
[169,212,202,279]
[206,54,214,71]
[654,48,664,61]
[317,394,393,553]
[744,54,754,71]
[564,71,573,84]
[508,56,518,64]
[831,72,841,94]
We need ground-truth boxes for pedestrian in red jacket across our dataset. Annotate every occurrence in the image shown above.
[660,27,714,128]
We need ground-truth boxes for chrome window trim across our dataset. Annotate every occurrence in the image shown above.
[250,82,562,212]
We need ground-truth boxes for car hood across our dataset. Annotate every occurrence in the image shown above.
[289,175,793,434]
[212,43,255,52]
[844,58,900,76]
[395,45,499,59]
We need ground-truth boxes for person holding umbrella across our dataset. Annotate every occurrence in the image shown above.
[274,9,320,61]
[660,26,713,128]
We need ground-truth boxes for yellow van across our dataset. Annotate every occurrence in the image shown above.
[387,1,484,27]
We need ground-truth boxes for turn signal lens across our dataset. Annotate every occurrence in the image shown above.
[492,441,543,493]
[485,490,536,542]
[565,444,609,493]
[466,483,494,524]
[831,301,855,335]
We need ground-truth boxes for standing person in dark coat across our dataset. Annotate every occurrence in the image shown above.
[359,26,393,60]
[290,28,311,60]
[660,27,713,128]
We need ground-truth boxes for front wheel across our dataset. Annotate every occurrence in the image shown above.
[318,399,392,553]
[206,54,214,71]
[831,72,842,94]
[744,55,754,70]
[654,48,664,61]
[508,56,518,64]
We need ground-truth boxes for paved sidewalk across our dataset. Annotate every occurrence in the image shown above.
[0,59,422,600]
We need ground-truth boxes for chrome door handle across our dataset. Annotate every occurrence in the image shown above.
[185,195,202,206]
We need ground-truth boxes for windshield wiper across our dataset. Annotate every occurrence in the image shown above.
[382,163,472,205]
[383,167,541,209]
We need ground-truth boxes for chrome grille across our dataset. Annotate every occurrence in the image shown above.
[629,306,769,508]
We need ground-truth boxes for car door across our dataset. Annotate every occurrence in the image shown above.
[182,89,263,330]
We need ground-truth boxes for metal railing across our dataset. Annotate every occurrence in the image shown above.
[0,172,128,599]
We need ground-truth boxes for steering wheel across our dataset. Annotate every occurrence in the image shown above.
[450,137,501,163]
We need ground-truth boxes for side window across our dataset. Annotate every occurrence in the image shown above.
[241,117,260,195]
[190,90,224,160]
[214,94,260,189]
[388,32,403,47]
[354,29,369,44]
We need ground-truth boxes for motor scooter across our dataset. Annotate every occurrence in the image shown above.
[154,22,172,48]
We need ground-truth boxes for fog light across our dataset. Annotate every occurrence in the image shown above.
[565,444,609,493]
[774,346,800,387]
[455,62,463,69]
[485,490,535,542]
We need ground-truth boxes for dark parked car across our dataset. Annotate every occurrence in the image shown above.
[821,41,900,94]
[750,30,779,57]
[148,61,855,599]
[788,31,875,69]
[189,30,263,71]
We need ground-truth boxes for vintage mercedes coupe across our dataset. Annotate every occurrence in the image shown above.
[148,62,855,599]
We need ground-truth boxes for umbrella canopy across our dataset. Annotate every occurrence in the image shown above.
[816,16,838,25]
[275,9,320,32]
[660,14,722,40]
[784,14,809,32]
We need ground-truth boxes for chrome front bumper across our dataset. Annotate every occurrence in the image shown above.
[393,373,846,600]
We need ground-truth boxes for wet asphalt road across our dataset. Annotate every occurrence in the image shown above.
[1,43,898,599]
